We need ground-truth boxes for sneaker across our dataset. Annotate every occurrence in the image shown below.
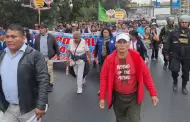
[163,65,167,69]
[182,87,188,95]
[172,84,177,92]
[172,80,178,92]
[77,87,83,94]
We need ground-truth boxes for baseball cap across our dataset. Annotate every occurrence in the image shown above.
[151,22,157,25]
[40,24,48,28]
[72,23,77,27]
[116,33,130,42]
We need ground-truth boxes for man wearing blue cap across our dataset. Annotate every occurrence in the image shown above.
[0,31,6,50]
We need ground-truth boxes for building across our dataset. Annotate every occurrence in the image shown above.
[180,0,190,15]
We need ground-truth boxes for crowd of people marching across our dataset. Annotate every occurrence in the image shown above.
[0,14,190,122]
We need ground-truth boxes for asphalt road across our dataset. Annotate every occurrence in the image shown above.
[42,59,190,122]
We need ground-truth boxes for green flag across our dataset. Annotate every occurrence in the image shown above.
[98,1,115,22]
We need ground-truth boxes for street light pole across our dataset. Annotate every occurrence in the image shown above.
[38,8,41,24]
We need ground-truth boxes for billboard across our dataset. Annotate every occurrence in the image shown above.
[33,0,44,7]
[127,0,171,7]
[172,0,180,8]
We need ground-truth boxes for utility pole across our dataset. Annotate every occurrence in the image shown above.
[21,0,51,24]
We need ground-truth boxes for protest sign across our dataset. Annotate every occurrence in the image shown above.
[29,30,106,61]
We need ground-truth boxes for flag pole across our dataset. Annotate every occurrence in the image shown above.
[38,8,41,24]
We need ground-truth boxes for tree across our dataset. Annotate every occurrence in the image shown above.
[0,0,130,27]
[57,0,72,23]
[69,0,98,21]
[0,0,37,28]
[101,0,130,10]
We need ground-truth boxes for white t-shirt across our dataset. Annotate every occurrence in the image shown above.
[68,39,89,64]
[68,39,89,55]
[129,40,137,50]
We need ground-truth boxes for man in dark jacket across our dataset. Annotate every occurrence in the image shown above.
[164,15,190,95]
[159,16,176,69]
[34,24,60,92]
[0,24,49,121]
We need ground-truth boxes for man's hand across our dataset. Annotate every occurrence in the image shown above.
[35,108,45,120]
[152,96,159,106]
[145,58,148,64]
[99,99,105,109]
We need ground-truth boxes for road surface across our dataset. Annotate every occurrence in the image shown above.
[42,59,190,122]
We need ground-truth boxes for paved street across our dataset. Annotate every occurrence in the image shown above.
[42,59,190,122]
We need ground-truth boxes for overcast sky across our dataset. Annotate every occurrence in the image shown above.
[131,0,170,4]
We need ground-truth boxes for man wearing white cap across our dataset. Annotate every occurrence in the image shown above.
[99,33,159,122]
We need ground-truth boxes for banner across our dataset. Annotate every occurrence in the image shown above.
[33,0,45,7]
[30,30,117,62]
[98,1,125,22]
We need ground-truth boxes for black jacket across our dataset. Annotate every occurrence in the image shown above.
[159,25,177,44]
[163,28,190,59]
[80,28,90,33]
[0,46,49,114]
[34,33,60,59]
[135,39,148,60]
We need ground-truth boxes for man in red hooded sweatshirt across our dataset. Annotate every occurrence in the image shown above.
[99,33,159,122]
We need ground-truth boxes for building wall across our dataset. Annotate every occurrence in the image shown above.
[180,0,190,15]
[154,7,171,16]
[127,7,170,19]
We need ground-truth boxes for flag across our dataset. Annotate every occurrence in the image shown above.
[98,1,115,22]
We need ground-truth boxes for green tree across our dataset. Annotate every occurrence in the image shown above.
[0,0,37,28]
[0,0,130,27]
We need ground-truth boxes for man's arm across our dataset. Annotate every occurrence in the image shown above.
[163,30,173,57]
[34,35,40,50]
[141,57,157,96]
[140,40,148,58]
[159,27,165,44]
[52,35,60,56]
[99,58,109,100]
[34,51,49,110]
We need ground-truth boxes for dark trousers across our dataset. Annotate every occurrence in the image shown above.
[170,58,190,87]
[113,91,141,122]
[151,49,158,59]
[162,49,169,66]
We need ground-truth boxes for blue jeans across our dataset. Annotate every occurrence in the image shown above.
[147,49,152,68]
